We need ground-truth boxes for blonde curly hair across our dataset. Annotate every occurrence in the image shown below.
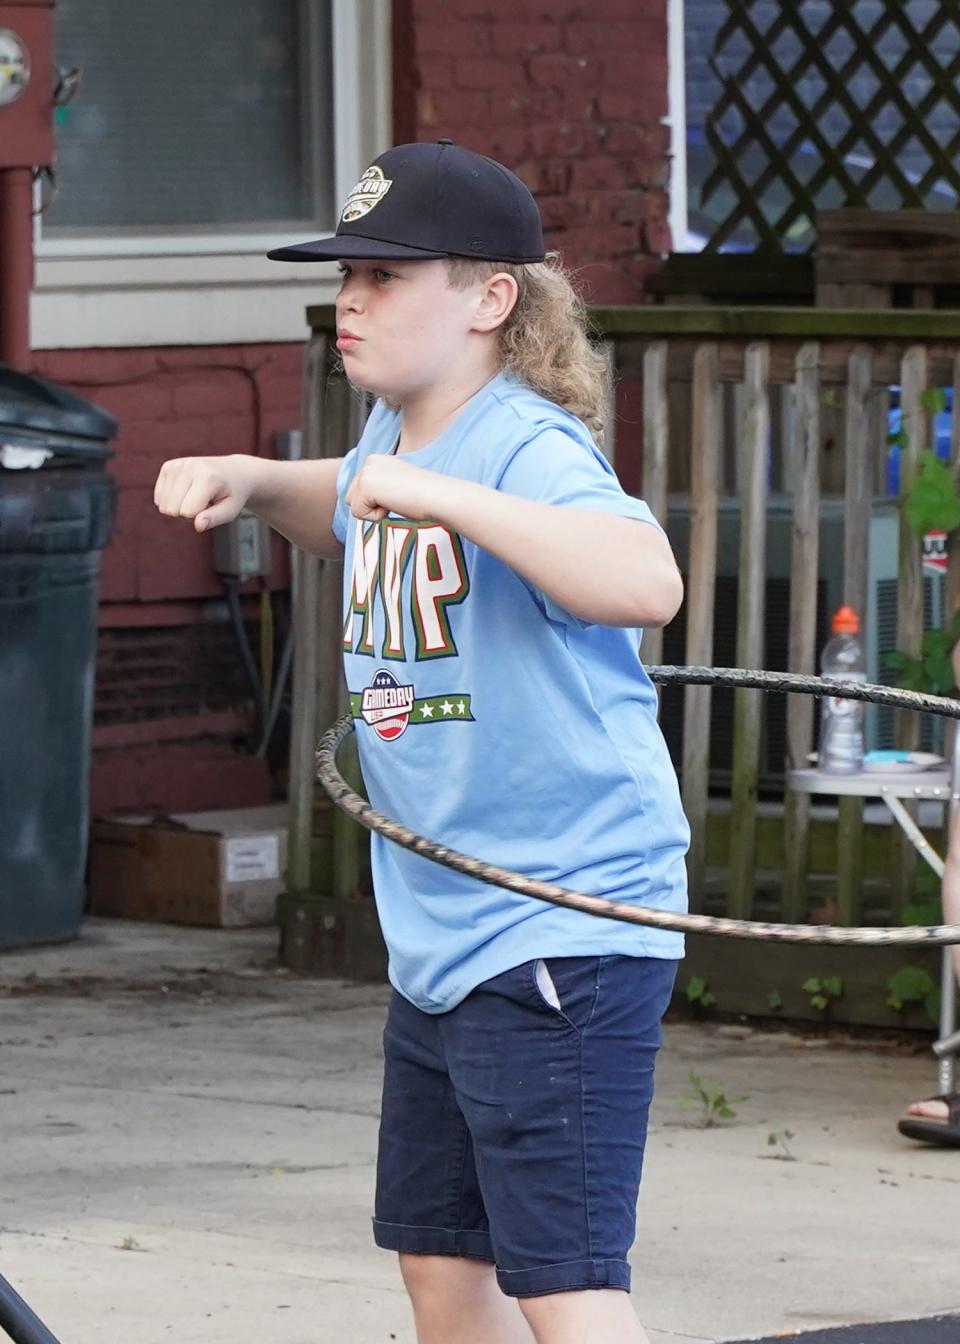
[445,253,608,440]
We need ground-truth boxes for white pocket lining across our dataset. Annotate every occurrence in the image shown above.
[535,958,562,1011]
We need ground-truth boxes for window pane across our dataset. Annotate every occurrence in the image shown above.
[48,0,333,232]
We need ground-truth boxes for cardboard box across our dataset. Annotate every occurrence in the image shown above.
[88,805,288,928]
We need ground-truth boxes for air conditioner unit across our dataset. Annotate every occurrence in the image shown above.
[659,496,943,792]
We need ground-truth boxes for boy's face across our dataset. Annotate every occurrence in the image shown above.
[334,259,493,401]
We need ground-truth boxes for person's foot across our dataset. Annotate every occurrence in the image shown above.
[898,1092,960,1146]
[903,1097,951,1122]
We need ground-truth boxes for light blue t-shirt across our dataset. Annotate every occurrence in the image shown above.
[333,372,689,1012]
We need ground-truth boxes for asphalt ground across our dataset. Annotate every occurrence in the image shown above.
[730,1317,960,1343]
[2,920,958,1344]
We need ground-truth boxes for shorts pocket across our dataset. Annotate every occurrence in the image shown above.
[530,956,602,1031]
[534,958,562,1011]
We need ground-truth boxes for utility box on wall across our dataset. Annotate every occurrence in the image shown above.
[0,1,54,168]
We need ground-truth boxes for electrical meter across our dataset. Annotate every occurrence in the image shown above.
[0,3,54,169]
[0,27,30,106]
[212,512,272,581]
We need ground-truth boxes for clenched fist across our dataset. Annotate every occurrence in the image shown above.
[345,454,453,524]
[153,454,264,533]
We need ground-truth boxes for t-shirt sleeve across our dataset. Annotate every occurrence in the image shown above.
[496,425,664,628]
[497,425,663,530]
[332,447,360,544]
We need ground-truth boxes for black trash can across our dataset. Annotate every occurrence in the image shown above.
[0,365,117,949]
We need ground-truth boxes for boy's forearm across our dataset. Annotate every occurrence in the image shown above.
[247,457,344,558]
[436,480,683,628]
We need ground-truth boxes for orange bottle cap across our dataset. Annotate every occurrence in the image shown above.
[832,605,860,634]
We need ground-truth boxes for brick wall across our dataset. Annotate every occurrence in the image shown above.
[393,0,673,303]
[31,344,303,814]
[31,344,301,605]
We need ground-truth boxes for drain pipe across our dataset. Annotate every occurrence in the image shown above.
[0,166,33,368]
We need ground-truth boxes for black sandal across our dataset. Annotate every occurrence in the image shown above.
[898,1092,960,1147]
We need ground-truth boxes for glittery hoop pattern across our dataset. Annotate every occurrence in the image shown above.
[314,667,960,947]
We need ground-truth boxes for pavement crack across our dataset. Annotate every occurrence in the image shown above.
[3,1073,380,1118]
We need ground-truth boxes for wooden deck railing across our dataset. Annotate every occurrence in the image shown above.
[298,303,960,929]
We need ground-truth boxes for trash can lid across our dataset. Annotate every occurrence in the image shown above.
[0,364,117,462]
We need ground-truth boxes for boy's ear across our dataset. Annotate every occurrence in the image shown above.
[471,272,519,333]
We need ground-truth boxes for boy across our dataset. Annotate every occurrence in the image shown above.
[155,140,689,1344]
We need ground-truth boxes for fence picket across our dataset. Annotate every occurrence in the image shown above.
[783,343,821,923]
[682,344,721,909]
[836,347,873,925]
[729,343,770,919]
[892,346,929,911]
[643,342,669,668]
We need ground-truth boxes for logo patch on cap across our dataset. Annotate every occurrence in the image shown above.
[340,166,393,223]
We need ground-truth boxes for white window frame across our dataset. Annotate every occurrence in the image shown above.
[666,0,690,252]
[31,0,391,349]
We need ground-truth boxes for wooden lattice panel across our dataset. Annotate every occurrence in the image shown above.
[701,0,960,253]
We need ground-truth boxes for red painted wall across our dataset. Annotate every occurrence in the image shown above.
[30,345,303,815]
[31,345,301,606]
[392,0,671,304]
[34,0,672,817]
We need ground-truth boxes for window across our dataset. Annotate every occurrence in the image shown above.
[48,0,333,237]
[32,0,390,348]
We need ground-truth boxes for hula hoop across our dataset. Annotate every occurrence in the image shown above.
[315,667,960,947]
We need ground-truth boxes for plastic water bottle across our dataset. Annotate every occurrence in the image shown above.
[819,606,866,774]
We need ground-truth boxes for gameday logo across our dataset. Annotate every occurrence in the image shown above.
[341,166,393,222]
[361,668,415,741]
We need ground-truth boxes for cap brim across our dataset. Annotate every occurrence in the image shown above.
[267,233,448,262]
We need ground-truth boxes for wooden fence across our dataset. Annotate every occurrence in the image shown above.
[295,303,960,942]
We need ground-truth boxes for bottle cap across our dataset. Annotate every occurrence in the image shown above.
[832,605,860,634]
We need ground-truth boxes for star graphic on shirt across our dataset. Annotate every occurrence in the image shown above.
[440,700,454,716]
[419,703,434,718]
[456,701,467,715]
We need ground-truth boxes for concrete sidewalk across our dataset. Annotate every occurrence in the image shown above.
[1,919,958,1344]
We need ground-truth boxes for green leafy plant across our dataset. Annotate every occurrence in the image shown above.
[685,975,717,1010]
[887,388,949,458]
[902,864,943,928]
[765,1128,797,1161]
[766,990,783,1012]
[803,974,844,1013]
[923,386,950,417]
[887,422,960,692]
[901,896,943,927]
[886,966,940,1023]
[678,1070,748,1128]
[885,608,960,697]
[118,1235,144,1252]
[903,450,960,536]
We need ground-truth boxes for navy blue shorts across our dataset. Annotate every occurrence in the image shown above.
[373,953,677,1298]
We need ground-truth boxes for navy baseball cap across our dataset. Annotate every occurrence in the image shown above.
[267,140,545,265]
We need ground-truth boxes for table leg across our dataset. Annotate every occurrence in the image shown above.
[938,950,957,1094]
[882,791,955,1093]
[881,793,944,878]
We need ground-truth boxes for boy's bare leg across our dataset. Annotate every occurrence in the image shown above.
[399,1258,651,1344]
[399,1254,534,1344]
[520,1288,652,1344]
